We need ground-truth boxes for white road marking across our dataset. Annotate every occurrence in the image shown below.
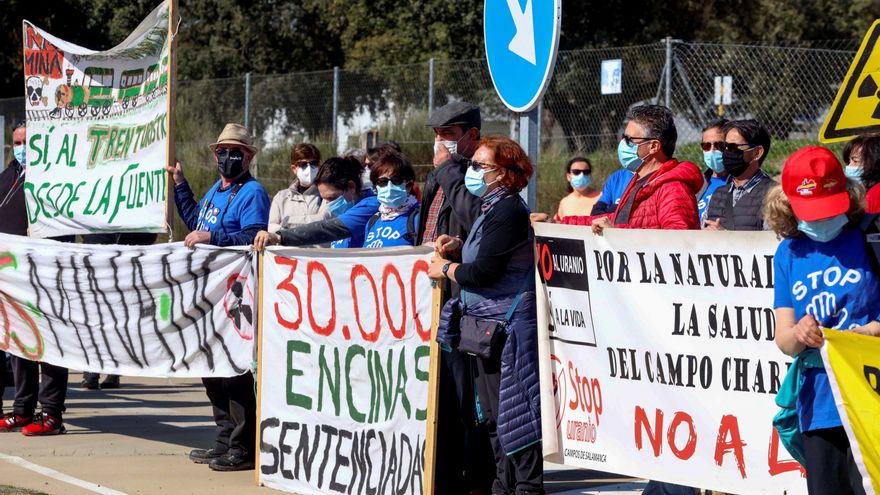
[0,452,129,495]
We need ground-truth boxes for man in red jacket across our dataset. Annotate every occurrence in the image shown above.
[561,105,703,233]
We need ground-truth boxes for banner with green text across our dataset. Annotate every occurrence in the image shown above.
[22,2,170,237]
[258,247,434,495]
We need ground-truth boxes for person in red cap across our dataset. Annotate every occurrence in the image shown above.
[768,145,879,495]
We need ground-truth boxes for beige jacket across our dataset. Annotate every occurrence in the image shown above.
[268,181,331,233]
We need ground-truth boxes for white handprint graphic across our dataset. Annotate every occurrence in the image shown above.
[805,291,849,329]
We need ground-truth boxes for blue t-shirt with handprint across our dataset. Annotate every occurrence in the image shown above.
[773,226,880,431]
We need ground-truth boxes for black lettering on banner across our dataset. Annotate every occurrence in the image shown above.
[535,236,589,290]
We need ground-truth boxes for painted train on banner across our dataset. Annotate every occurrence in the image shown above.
[534,223,807,495]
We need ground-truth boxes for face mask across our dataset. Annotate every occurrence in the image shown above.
[721,149,751,177]
[217,148,245,179]
[617,139,645,172]
[326,194,355,216]
[297,165,317,187]
[13,145,26,166]
[361,168,373,191]
[465,166,496,197]
[797,213,848,243]
[570,173,591,190]
[703,150,725,174]
[434,133,467,159]
[845,165,863,182]
[377,183,409,207]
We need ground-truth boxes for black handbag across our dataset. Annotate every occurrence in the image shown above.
[457,276,530,359]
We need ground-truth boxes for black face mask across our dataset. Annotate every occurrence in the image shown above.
[721,150,751,178]
[217,148,245,179]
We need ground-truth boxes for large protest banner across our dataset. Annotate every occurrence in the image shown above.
[258,247,435,495]
[0,233,255,377]
[534,223,807,494]
[822,330,880,494]
[22,2,171,238]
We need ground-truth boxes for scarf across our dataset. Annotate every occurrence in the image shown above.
[379,195,418,221]
[481,185,510,213]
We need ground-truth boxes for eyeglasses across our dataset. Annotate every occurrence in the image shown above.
[621,135,657,146]
[569,169,591,176]
[700,141,726,152]
[469,160,497,171]
[375,176,408,187]
[294,159,319,169]
[720,142,757,153]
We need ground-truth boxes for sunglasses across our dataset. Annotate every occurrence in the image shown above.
[469,160,497,172]
[569,169,591,176]
[621,135,657,146]
[375,176,408,187]
[719,142,758,153]
[700,141,726,152]
[294,159,319,169]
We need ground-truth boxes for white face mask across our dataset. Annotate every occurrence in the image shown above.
[297,165,317,187]
[433,133,467,158]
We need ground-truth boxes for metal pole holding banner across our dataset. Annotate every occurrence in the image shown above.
[428,58,435,115]
[244,72,251,130]
[664,36,672,108]
[164,0,179,243]
[332,66,339,148]
[519,106,539,211]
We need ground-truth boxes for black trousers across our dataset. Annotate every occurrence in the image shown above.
[0,350,7,412]
[474,351,544,495]
[434,349,495,494]
[203,372,256,457]
[11,356,68,419]
[804,426,867,495]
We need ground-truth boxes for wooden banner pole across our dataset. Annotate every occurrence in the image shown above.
[422,279,445,495]
[164,0,179,242]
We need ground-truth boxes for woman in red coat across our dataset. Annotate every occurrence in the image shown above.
[560,105,703,232]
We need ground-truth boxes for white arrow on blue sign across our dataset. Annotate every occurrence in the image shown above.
[485,0,562,112]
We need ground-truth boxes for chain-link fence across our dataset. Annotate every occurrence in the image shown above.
[0,39,860,237]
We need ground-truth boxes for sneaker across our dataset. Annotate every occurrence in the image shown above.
[208,451,254,471]
[0,414,32,432]
[189,448,227,464]
[21,414,65,436]
[80,378,99,390]
[100,375,121,389]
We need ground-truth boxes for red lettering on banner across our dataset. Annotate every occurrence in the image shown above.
[351,264,380,342]
[382,264,406,339]
[273,256,302,330]
[0,295,44,360]
[566,361,603,426]
[667,412,697,460]
[768,427,805,477]
[24,26,62,78]
[539,242,553,281]
[715,414,747,478]
[411,260,430,341]
[634,406,664,457]
[306,261,336,336]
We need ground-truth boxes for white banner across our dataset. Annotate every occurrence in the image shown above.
[0,233,255,377]
[258,247,434,495]
[23,2,170,237]
[534,224,807,494]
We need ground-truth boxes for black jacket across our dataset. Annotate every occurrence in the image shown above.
[0,159,28,236]
[416,158,481,245]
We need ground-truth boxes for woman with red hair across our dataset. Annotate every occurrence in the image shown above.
[428,136,544,494]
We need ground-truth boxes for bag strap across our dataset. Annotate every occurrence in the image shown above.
[860,213,880,276]
[366,212,381,234]
[504,270,534,323]
[403,207,418,242]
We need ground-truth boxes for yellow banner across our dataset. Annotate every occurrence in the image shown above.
[822,329,880,494]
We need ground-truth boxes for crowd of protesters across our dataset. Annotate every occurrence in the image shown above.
[0,99,878,495]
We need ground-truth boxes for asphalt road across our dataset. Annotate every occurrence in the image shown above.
[0,376,644,495]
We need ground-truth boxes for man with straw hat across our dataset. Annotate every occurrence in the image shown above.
[166,123,269,471]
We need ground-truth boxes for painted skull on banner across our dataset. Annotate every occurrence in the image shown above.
[26,76,48,107]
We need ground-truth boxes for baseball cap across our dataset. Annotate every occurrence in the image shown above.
[781,146,849,222]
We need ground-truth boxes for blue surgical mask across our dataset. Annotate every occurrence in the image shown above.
[570,173,591,190]
[13,145,26,166]
[797,213,848,243]
[377,183,408,207]
[326,194,355,216]
[617,139,644,172]
[465,166,490,197]
[845,165,863,182]
[703,150,725,174]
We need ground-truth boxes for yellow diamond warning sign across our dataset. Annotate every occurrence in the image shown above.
[820,20,880,143]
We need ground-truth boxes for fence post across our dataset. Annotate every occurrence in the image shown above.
[664,37,672,108]
[428,58,435,115]
[244,72,251,129]
[332,66,340,148]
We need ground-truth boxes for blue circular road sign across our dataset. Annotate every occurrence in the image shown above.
[484,0,561,112]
